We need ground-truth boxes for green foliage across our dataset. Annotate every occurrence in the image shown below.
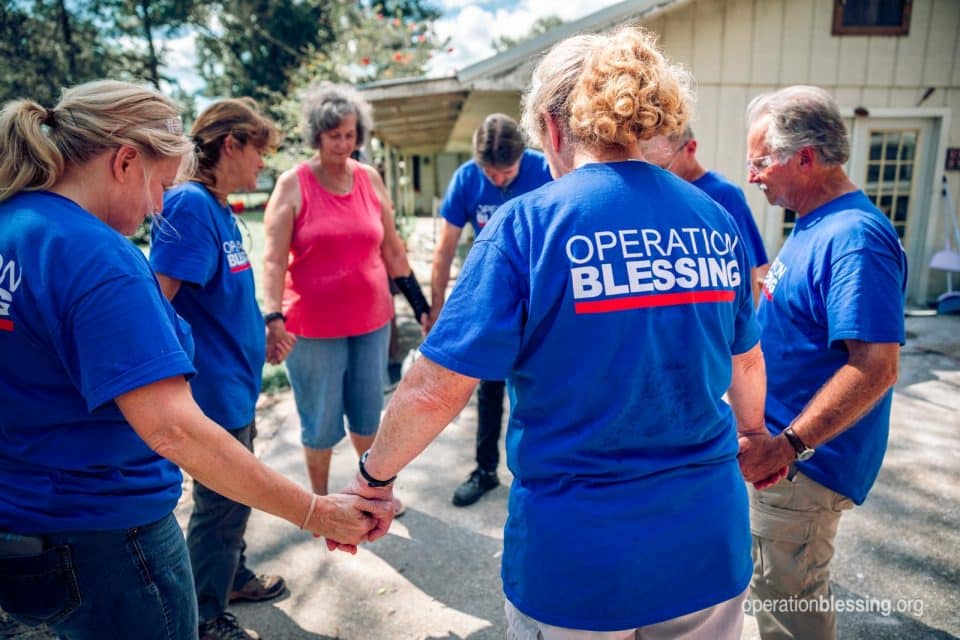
[193,0,338,107]
[492,15,564,53]
[102,0,197,88]
[0,0,134,104]
[260,363,290,394]
[273,0,445,153]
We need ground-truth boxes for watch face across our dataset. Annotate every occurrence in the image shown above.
[797,448,815,461]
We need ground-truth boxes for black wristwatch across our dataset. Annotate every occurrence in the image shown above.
[359,450,396,487]
[783,426,815,461]
[263,311,285,326]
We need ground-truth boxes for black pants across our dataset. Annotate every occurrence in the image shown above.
[186,422,256,622]
[476,379,506,472]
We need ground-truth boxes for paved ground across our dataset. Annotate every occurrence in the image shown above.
[5,218,958,639]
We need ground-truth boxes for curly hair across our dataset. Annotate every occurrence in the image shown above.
[567,27,693,151]
[189,97,280,189]
[301,82,374,150]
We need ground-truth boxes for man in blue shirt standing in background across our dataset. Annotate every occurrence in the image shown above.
[737,85,906,640]
[643,125,770,304]
[425,113,552,507]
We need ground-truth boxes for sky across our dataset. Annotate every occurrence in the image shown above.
[163,0,624,94]
[425,0,624,76]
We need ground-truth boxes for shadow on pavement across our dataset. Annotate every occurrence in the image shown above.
[365,509,506,634]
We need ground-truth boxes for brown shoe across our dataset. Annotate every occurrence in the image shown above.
[228,573,286,603]
[199,612,260,640]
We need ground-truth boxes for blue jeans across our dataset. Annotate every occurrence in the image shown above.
[286,322,390,449]
[187,422,256,623]
[0,513,197,640]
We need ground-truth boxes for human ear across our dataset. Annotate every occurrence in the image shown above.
[111,145,139,183]
[543,111,564,156]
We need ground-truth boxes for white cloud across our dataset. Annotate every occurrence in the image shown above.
[426,0,624,77]
[160,33,205,94]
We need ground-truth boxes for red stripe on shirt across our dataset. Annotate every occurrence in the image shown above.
[574,290,736,314]
[230,263,251,273]
[0,319,13,331]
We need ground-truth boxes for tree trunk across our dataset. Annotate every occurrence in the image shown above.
[55,0,77,82]
[139,0,160,88]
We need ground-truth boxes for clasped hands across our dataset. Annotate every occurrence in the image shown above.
[737,429,793,490]
[310,474,398,554]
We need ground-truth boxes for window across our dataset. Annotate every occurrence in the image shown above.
[832,0,911,36]
[864,129,918,239]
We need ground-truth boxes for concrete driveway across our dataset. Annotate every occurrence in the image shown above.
[208,312,959,640]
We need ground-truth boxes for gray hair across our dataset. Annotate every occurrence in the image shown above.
[746,85,849,165]
[301,82,374,150]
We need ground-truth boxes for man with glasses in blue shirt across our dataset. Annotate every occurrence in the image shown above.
[642,126,769,304]
[737,85,906,640]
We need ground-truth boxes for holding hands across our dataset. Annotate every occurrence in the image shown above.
[737,430,791,490]
[265,318,297,364]
[303,491,394,554]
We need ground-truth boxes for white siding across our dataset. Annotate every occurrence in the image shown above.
[649,0,960,302]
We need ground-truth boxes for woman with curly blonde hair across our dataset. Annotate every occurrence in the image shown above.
[339,26,771,638]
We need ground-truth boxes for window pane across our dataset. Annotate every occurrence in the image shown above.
[842,0,906,27]
[895,196,909,222]
[885,136,900,160]
[869,133,884,161]
[868,164,880,183]
[900,131,916,160]
[883,164,897,182]
[898,163,912,183]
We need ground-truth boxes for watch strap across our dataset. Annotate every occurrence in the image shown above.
[359,450,396,488]
[783,427,812,458]
[263,311,286,325]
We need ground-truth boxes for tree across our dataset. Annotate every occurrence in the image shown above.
[105,0,197,89]
[491,15,564,53]
[192,0,338,106]
[0,0,129,105]
[266,0,444,171]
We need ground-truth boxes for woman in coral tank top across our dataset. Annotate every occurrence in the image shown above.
[262,83,429,513]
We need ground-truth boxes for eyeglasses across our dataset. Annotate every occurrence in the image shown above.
[747,154,776,175]
[660,141,689,170]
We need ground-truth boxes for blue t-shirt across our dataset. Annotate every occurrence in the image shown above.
[440,149,552,233]
[693,171,769,268]
[150,182,265,430]
[422,161,759,630]
[0,191,195,533]
[759,191,906,505]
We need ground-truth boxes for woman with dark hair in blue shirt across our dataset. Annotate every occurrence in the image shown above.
[0,80,392,640]
[149,97,285,640]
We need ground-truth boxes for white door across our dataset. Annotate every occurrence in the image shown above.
[847,117,938,301]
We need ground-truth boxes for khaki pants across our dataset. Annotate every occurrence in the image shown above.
[749,471,854,640]
[505,590,747,640]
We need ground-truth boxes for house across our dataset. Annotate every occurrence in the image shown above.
[359,0,960,305]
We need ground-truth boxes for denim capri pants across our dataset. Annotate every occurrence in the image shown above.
[285,321,390,450]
